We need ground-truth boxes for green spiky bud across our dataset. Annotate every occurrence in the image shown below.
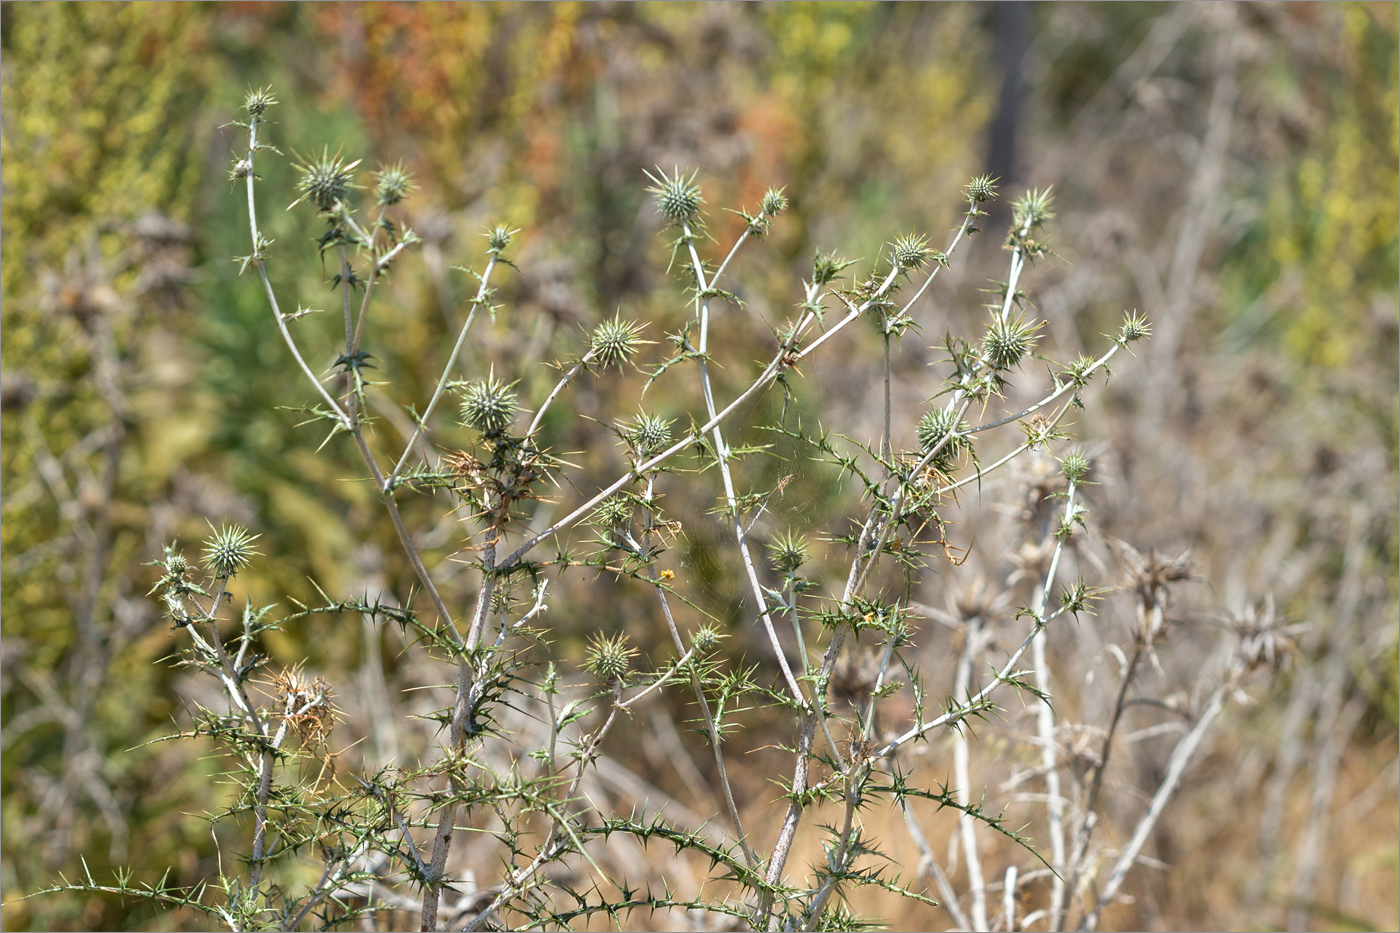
[244,86,277,118]
[916,407,972,469]
[1060,451,1090,484]
[202,524,259,578]
[289,146,363,213]
[373,162,415,206]
[164,549,189,577]
[1012,187,1055,232]
[584,632,637,683]
[768,530,809,575]
[891,233,932,272]
[691,623,725,654]
[645,167,703,225]
[590,495,632,530]
[459,375,518,437]
[983,314,1041,370]
[484,223,516,253]
[761,187,788,217]
[964,175,998,204]
[626,412,673,457]
[590,316,645,369]
[1119,310,1152,344]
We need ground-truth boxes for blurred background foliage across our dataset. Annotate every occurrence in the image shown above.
[2,2,1395,930]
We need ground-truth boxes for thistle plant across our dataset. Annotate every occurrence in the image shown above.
[38,86,1296,933]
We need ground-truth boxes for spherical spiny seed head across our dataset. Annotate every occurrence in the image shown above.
[584,631,637,683]
[891,233,933,272]
[590,315,646,369]
[983,314,1041,371]
[645,167,703,226]
[289,146,363,213]
[1060,450,1091,484]
[691,623,725,654]
[917,407,972,469]
[626,412,674,457]
[590,495,632,530]
[1012,187,1055,232]
[202,524,260,578]
[164,548,189,577]
[1119,310,1152,344]
[244,86,277,118]
[373,162,415,206]
[484,223,516,253]
[459,375,518,437]
[761,187,788,217]
[768,530,809,575]
[965,174,998,204]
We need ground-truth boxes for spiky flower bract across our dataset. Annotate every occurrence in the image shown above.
[590,316,646,369]
[965,174,998,203]
[891,233,932,272]
[590,495,632,530]
[203,524,260,578]
[645,167,703,226]
[691,623,725,653]
[373,162,415,206]
[459,375,518,437]
[769,530,809,575]
[244,86,277,118]
[917,407,972,469]
[1060,450,1091,484]
[1119,310,1152,344]
[288,146,363,213]
[485,223,517,254]
[1012,187,1054,232]
[983,313,1042,370]
[584,632,637,684]
[626,412,673,457]
[761,187,788,217]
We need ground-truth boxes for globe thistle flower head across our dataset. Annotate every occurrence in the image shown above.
[288,145,363,213]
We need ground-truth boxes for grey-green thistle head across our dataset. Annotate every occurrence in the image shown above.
[373,162,415,207]
[484,223,516,254]
[982,314,1042,371]
[626,412,673,457]
[691,623,725,654]
[916,407,972,469]
[584,631,637,684]
[590,315,646,369]
[891,233,933,272]
[768,530,809,575]
[244,86,277,118]
[1012,187,1054,232]
[1060,450,1091,484]
[590,495,632,530]
[964,174,998,204]
[1118,310,1151,344]
[459,375,518,437]
[202,524,259,578]
[288,146,363,213]
[645,167,703,226]
[761,187,788,217]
